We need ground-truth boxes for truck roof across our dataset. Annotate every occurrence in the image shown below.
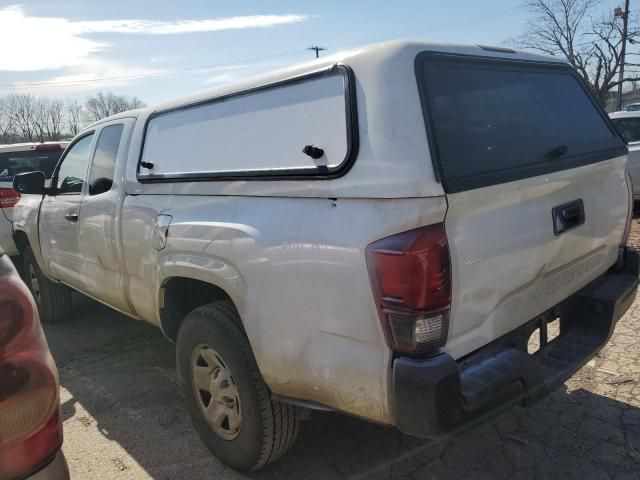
[87,39,565,128]
[0,141,70,152]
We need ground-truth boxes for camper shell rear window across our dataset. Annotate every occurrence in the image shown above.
[416,53,626,193]
[137,65,358,182]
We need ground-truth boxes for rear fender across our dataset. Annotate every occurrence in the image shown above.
[11,194,48,274]
[157,254,246,325]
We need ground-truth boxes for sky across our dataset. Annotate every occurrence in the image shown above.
[0,0,624,105]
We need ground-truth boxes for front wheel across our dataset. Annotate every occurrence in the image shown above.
[23,246,71,323]
[176,301,301,471]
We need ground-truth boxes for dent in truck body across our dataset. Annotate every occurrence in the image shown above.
[444,157,628,359]
[122,194,448,423]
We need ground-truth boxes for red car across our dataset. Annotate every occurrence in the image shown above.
[0,251,68,479]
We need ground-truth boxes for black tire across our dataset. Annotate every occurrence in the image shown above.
[23,246,71,323]
[176,301,301,471]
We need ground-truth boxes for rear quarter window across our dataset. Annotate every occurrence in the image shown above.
[0,149,63,182]
[417,54,625,193]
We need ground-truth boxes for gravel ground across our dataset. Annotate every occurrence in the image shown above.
[43,228,640,480]
[627,217,640,251]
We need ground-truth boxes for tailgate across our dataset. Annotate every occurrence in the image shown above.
[445,160,627,358]
[417,53,629,359]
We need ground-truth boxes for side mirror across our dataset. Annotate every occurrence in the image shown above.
[13,171,45,195]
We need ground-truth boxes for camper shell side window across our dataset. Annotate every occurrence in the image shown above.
[137,65,358,182]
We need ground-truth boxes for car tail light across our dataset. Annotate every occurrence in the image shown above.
[622,172,634,246]
[0,257,61,479]
[0,188,20,208]
[366,224,451,355]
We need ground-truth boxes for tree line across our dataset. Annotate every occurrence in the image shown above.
[0,92,145,144]
[514,0,640,106]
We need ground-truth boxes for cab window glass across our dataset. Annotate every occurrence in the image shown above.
[89,125,123,195]
[56,134,94,194]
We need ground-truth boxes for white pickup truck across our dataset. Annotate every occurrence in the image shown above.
[11,41,639,471]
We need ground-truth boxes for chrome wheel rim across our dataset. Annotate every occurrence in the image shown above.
[191,344,242,440]
[29,265,41,304]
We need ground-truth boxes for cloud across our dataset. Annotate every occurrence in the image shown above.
[7,59,165,96]
[0,5,309,72]
[0,6,104,71]
[4,61,256,99]
[71,14,309,35]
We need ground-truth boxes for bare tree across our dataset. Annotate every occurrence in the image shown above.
[65,99,83,137]
[0,92,145,144]
[10,94,37,142]
[46,99,65,141]
[0,98,15,144]
[84,92,145,122]
[513,0,640,104]
[33,98,49,143]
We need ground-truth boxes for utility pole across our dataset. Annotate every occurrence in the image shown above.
[307,46,327,58]
[616,0,631,111]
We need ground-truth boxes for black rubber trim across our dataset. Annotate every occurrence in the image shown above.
[414,51,628,193]
[393,247,639,438]
[136,64,359,183]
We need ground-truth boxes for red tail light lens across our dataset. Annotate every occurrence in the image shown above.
[0,257,61,479]
[0,188,20,208]
[366,224,451,355]
[622,172,634,246]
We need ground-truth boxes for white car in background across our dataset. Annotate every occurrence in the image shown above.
[622,102,640,112]
[0,142,68,256]
[610,111,640,203]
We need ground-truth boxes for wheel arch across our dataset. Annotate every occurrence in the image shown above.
[12,229,29,256]
[159,275,245,342]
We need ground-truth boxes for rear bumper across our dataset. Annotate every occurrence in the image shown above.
[392,246,639,438]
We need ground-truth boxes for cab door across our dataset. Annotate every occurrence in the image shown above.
[39,132,95,287]
[77,120,135,314]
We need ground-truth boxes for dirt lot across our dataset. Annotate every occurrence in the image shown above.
[43,223,640,479]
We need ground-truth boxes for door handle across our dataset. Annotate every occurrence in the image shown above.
[552,199,584,235]
[64,212,79,222]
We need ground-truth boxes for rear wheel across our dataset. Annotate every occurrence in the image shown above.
[23,246,71,323]
[176,301,301,471]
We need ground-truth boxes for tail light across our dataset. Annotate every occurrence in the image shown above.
[621,172,634,246]
[366,224,451,355]
[0,188,20,208]
[0,256,61,479]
